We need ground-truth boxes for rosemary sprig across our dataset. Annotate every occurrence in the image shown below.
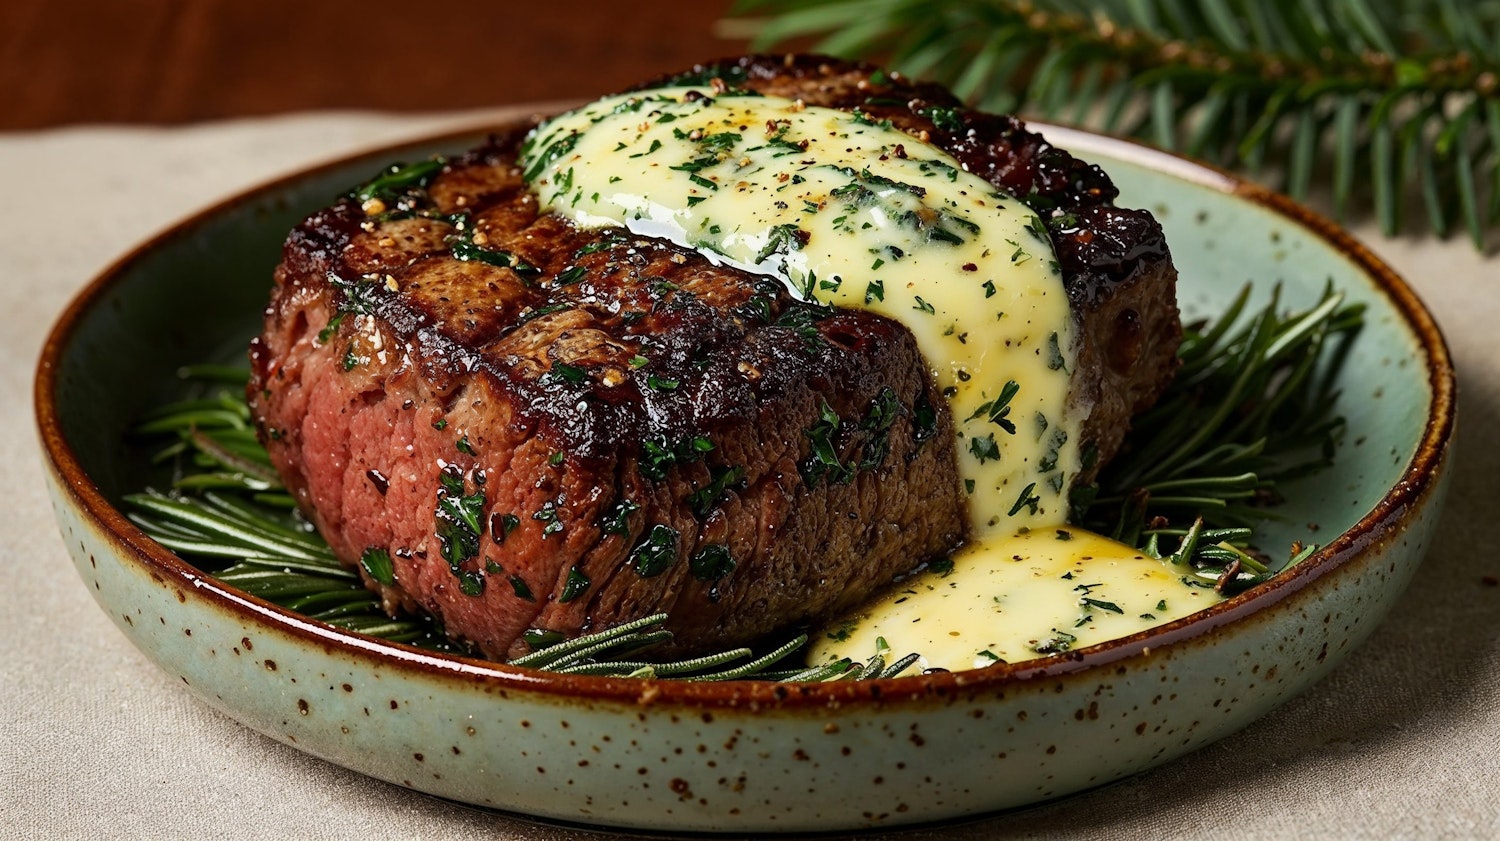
[1073,283,1363,591]
[731,0,1500,248]
[124,485,451,649]
[124,284,1357,674]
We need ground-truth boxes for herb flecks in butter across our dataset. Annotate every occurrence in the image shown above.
[522,87,1080,535]
[810,527,1225,672]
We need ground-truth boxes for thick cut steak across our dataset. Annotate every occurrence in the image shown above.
[248,55,1181,660]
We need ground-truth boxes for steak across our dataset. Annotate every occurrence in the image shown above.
[248,54,1181,661]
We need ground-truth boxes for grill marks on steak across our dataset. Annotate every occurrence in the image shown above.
[250,55,1181,660]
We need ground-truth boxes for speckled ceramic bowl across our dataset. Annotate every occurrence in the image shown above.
[36,122,1455,833]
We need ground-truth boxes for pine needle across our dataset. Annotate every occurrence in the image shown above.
[731,0,1500,249]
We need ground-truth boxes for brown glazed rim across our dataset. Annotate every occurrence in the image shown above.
[35,116,1457,710]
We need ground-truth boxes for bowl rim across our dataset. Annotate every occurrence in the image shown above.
[34,117,1457,710]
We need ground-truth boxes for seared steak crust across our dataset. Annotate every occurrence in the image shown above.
[249,55,1180,660]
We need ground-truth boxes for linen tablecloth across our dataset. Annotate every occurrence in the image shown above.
[2,108,1497,839]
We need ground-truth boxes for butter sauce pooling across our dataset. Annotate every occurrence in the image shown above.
[521,86,1218,669]
[809,528,1217,672]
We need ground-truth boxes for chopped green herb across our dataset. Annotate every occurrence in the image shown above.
[457,570,485,596]
[917,105,965,133]
[1032,628,1077,654]
[1046,332,1067,371]
[639,439,676,480]
[825,620,858,642]
[522,130,580,183]
[773,305,827,348]
[559,567,591,602]
[509,575,535,601]
[800,401,854,486]
[1038,428,1069,473]
[532,501,564,537]
[628,138,664,158]
[1008,482,1040,516]
[360,547,395,585]
[449,240,541,277]
[858,386,901,470]
[327,273,381,318]
[554,265,587,286]
[689,545,735,582]
[637,435,712,480]
[1026,214,1052,246]
[630,524,680,577]
[1082,598,1124,614]
[491,512,520,543]
[436,472,485,567]
[967,380,1020,434]
[754,223,805,264]
[523,627,563,648]
[353,158,445,202]
[574,235,625,258]
[688,465,746,516]
[698,131,741,152]
[912,394,937,444]
[544,362,587,384]
[601,499,639,536]
[317,313,345,344]
[969,434,1001,464]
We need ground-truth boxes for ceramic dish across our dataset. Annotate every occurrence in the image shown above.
[36,122,1455,833]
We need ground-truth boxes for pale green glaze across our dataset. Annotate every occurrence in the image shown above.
[38,125,1453,832]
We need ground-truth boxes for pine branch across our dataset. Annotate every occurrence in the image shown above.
[731,0,1500,249]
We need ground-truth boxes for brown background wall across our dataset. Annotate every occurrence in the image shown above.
[0,0,750,129]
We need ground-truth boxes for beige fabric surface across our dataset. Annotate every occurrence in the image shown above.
[1,109,1497,840]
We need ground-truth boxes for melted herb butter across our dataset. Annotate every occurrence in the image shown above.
[810,528,1225,671]
[522,87,1078,533]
